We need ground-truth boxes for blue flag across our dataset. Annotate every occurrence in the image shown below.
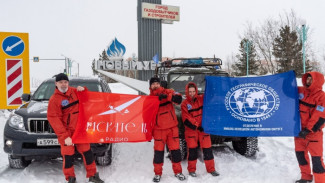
[202,71,300,137]
[152,53,159,64]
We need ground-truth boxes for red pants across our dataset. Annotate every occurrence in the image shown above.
[153,126,182,175]
[294,131,325,183]
[61,143,97,180]
[185,128,215,173]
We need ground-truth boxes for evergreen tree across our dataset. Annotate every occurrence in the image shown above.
[232,38,260,76]
[273,25,311,76]
[99,49,109,61]
[92,50,108,76]
[91,59,98,76]
[97,49,116,83]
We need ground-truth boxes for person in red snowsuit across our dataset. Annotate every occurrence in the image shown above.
[181,82,219,177]
[149,77,186,182]
[47,73,104,183]
[295,71,325,183]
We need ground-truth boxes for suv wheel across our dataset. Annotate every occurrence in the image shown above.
[232,137,258,157]
[95,145,112,166]
[8,155,31,169]
[165,137,187,161]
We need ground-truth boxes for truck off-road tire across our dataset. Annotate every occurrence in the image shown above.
[95,145,112,166]
[8,155,31,169]
[166,137,187,161]
[179,137,187,160]
[232,137,258,157]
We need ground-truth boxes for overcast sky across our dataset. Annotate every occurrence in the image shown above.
[1,0,324,82]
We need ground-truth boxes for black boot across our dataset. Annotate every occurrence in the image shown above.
[89,172,104,183]
[152,175,161,182]
[189,172,197,177]
[210,171,220,176]
[175,173,186,181]
[295,179,312,183]
[67,177,76,183]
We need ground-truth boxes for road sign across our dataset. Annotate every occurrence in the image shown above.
[0,32,30,109]
[33,56,39,62]
[2,36,25,56]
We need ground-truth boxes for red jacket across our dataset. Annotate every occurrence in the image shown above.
[181,82,204,129]
[150,86,181,130]
[47,87,81,144]
[298,71,325,132]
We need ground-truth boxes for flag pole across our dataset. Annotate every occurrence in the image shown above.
[153,53,159,77]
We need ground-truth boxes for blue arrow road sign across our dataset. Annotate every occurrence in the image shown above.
[2,36,25,56]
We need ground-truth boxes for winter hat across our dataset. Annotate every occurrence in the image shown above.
[149,77,160,86]
[55,73,69,82]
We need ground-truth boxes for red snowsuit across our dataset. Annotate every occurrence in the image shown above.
[47,87,96,180]
[295,72,325,183]
[150,86,183,176]
[181,82,215,173]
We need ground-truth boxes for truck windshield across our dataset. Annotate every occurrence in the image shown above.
[169,74,207,94]
[32,81,102,100]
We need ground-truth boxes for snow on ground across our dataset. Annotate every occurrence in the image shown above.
[0,83,324,183]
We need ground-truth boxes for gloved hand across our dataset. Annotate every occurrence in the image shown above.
[158,94,168,101]
[197,126,204,132]
[171,95,182,104]
[298,128,311,139]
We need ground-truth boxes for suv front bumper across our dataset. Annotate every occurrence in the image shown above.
[3,122,111,158]
[3,122,61,158]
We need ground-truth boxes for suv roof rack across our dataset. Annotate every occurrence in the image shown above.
[155,57,223,77]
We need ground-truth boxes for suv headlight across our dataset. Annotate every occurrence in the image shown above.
[8,114,25,130]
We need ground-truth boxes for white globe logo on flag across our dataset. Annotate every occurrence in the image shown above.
[228,87,277,118]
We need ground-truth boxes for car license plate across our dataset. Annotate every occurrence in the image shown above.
[37,138,60,146]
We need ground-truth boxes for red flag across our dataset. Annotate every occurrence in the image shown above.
[72,91,159,143]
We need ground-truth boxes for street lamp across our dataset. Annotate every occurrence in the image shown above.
[61,54,71,75]
[302,24,307,74]
[60,54,79,76]
[77,62,79,77]
[297,20,308,74]
[244,40,251,76]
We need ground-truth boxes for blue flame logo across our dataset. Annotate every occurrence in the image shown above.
[107,38,126,57]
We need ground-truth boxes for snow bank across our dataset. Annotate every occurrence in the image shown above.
[108,83,139,95]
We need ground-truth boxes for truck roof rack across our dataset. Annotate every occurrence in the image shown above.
[160,57,222,68]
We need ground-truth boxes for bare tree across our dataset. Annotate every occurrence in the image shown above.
[240,9,317,75]
[307,51,321,72]
[278,9,300,30]
[320,49,325,74]
[242,19,279,74]
[224,53,237,76]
